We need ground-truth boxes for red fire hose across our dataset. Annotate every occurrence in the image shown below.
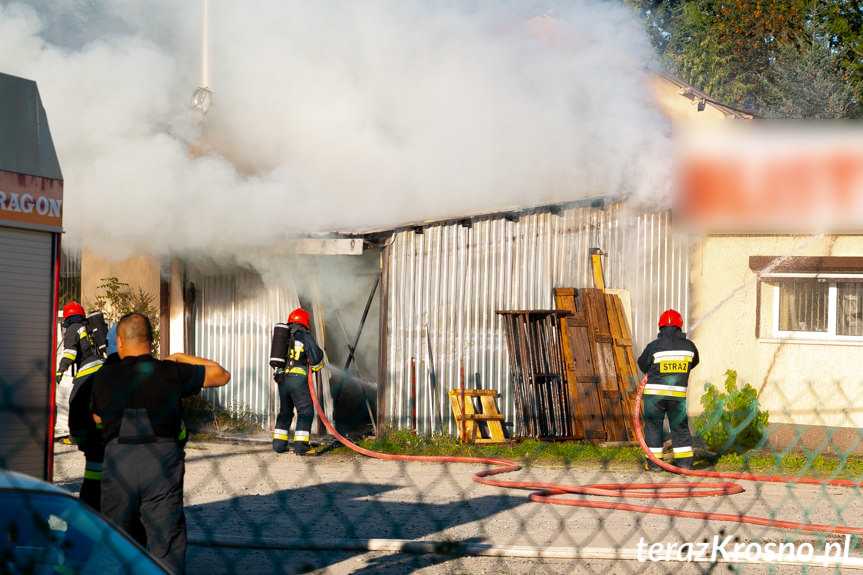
[309,372,863,536]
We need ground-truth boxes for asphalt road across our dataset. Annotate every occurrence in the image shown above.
[53,440,863,575]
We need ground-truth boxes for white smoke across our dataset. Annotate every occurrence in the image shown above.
[0,0,670,260]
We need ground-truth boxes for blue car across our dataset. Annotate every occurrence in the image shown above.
[0,470,169,574]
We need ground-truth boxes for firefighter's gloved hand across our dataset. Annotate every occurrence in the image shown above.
[55,373,63,384]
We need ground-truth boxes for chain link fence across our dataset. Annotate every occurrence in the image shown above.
[1,374,863,575]
[4,369,863,574]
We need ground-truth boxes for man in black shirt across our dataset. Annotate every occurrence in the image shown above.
[91,313,230,574]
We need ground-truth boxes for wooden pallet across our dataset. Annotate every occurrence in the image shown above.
[448,389,506,443]
[554,287,638,443]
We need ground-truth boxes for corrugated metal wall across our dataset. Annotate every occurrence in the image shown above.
[384,204,689,435]
[184,204,687,435]
[189,270,299,427]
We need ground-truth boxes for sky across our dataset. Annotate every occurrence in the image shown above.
[0,0,671,261]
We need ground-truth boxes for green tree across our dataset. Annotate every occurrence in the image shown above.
[684,0,804,109]
[758,23,862,118]
[91,277,160,352]
[817,0,863,116]
[624,0,862,115]
[821,0,863,79]
[622,0,687,55]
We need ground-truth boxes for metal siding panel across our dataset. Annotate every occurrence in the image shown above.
[414,233,425,430]
[389,233,405,427]
[0,226,53,476]
[384,204,688,434]
[191,268,299,429]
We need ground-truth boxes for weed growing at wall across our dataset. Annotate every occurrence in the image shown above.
[357,430,645,468]
[182,395,264,436]
[212,402,264,434]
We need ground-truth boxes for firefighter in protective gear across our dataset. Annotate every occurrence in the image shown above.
[56,301,106,509]
[270,308,325,456]
[637,309,700,472]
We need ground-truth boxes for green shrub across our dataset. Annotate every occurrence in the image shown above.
[695,369,769,455]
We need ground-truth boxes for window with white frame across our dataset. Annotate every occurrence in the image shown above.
[751,256,863,342]
[771,278,863,339]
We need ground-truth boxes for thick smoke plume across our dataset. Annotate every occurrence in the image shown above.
[0,0,670,260]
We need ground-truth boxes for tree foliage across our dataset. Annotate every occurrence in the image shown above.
[91,276,160,352]
[623,0,863,116]
[759,24,863,118]
[822,0,863,79]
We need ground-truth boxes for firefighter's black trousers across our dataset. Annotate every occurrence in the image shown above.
[274,372,314,453]
[69,373,104,511]
[103,439,186,575]
[643,394,693,467]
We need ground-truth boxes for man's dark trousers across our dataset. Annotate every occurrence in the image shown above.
[102,440,186,574]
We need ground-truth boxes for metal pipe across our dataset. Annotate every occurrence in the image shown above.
[425,325,440,434]
[460,359,466,443]
[346,275,379,371]
[411,357,417,433]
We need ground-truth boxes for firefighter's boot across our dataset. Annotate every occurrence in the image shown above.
[294,441,315,456]
[674,457,693,471]
[273,438,288,453]
[273,428,289,453]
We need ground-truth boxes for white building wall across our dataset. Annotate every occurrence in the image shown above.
[690,234,863,428]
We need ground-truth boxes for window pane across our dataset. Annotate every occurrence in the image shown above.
[837,283,863,336]
[779,280,828,332]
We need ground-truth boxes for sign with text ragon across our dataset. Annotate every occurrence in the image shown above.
[0,169,63,232]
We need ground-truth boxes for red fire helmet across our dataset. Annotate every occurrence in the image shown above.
[288,308,310,328]
[62,302,85,320]
[658,309,683,329]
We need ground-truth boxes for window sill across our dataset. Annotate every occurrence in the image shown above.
[759,337,863,347]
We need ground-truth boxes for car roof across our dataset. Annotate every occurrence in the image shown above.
[0,469,74,496]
